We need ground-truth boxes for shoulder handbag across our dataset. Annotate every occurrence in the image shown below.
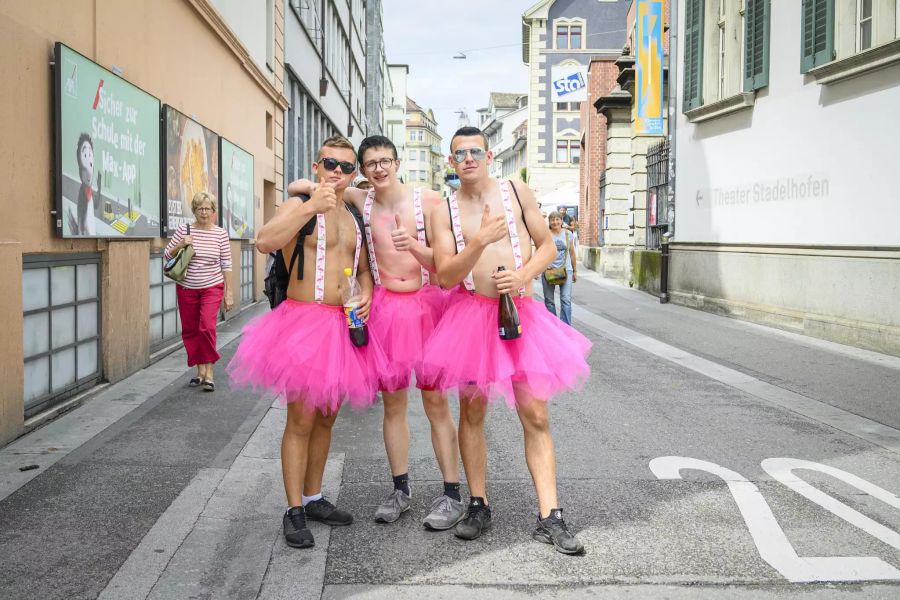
[544,231,569,286]
[164,224,195,282]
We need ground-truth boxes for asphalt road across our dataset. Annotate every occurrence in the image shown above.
[1,273,899,599]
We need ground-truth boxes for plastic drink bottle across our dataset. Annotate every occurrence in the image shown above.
[342,267,369,347]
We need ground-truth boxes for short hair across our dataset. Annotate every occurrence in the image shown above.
[357,135,397,164]
[191,191,217,214]
[76,133,93,166]
[319,135,357,161]
[559,206,568,212]
[450,126,489,151]
[548,211,562,223]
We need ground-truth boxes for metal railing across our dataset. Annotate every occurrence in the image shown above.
[646,140,670,249]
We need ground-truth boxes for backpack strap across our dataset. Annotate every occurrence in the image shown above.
[412,187,430,286]
[286,195,315,282]
[362,189,381,285]
[499,180,525,296]
[506,180,532,239]
[447,191,475,293]
[348,204,362,280]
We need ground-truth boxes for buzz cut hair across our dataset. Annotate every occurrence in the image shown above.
[450,126,489,151]
[319,135,357,161]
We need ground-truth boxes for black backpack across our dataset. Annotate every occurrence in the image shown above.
[263,195,365,309]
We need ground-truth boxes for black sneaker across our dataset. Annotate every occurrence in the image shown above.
[283,507,314,548]
[533,508,584,555]
[454,497,492,540]
[304,497,353,526]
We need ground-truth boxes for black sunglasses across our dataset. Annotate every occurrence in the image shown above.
[318,157,356,175]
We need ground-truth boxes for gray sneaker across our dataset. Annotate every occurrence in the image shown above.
[422,494,466,531]
[373,488,411,523]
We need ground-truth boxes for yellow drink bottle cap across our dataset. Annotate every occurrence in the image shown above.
[343,267,352,276]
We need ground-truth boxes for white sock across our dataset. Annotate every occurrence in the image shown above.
[301,493,322,506]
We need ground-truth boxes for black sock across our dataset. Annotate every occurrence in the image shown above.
[443,481,461,501]
[392,473,410,496]
[469,496,489,510]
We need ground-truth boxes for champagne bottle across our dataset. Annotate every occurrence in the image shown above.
[342,267,369,347]
[497,266,522,340]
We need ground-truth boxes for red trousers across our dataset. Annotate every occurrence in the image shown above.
[177,283,224,367]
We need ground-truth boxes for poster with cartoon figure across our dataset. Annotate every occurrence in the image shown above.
[163,105,219,235]
[55,43,161,238]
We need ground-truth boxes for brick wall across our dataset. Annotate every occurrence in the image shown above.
[579,58,619,247]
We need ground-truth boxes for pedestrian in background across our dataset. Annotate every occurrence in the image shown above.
[541,211,576,325]
[164,191,234,391]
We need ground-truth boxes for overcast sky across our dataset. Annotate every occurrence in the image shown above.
[382,1,534,153]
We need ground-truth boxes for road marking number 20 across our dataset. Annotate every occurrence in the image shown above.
[650,457,900,583]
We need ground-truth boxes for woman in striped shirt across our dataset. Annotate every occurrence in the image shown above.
[164,192,234,391]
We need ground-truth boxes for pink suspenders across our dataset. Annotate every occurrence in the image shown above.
[363,187,430,287]
[447,180,525,296]
[314,207,362,304]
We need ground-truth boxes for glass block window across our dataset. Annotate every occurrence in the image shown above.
[149,252,182,350]
[241,244,254,306]
[23,254,101,416]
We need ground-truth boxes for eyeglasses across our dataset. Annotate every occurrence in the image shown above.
[195,206,214,212]
[318,157,356,175]
[362,157,396,172]
[451,147,487,163]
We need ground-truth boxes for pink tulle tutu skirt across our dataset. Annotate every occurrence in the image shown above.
[227,299,398,413]
[419,289,592,406]
[368,285,447,390]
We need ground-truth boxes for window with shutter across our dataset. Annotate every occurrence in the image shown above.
[683,0,705,111]
[744,0,771,90]
[801,0,835,72]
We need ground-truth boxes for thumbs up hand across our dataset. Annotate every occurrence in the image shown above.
[391,213,414,252]
[477,203,507,246]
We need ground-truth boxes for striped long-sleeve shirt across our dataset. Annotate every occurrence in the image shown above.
[164,223,232,289]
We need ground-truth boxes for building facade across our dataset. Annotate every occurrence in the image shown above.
[0,0,287,445]
[402,98,444,193]
[477,92,529,183]
[586,0,670,282]
[521,0,630,204]
[577,55,619,249]
[365,0,387,135]
[671,0,900,354]
[384,64,408,164]
[283,0,371,190]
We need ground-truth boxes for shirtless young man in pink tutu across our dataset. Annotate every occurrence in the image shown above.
[421,126,592,555]
[229,136,394,549]
[288,135,465,530]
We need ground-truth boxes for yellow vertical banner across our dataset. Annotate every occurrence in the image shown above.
[635,0,664,135]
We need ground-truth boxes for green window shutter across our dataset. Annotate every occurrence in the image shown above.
[744,0,771,91]
[801,0,835,73]
[683,0,705,111]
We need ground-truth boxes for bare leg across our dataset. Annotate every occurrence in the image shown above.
[514,389,558,518]
[458,391,488,502]
[281,401,318,508]
[381,390,410,477]
[421,389,459,483]
[302,408,339,496]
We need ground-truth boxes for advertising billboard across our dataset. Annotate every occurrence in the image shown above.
[219,138,254,240]
[54,43,161,238]
[550,64,588,103]
[635,0,665,135]
[163,105,219,234]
